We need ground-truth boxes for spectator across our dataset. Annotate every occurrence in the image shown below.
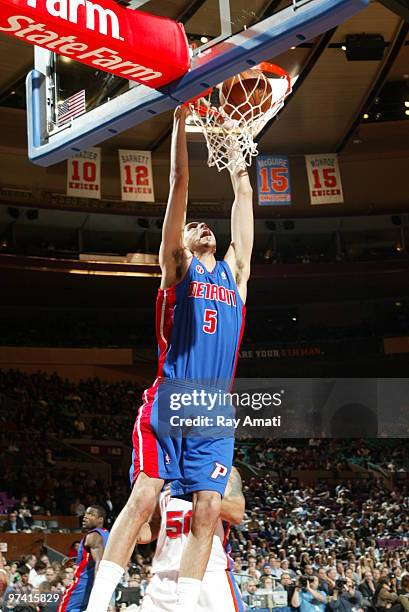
[275,572,294,595]
[45,567,56,583]
[270,558,283,579]
[67,542,80,559]
[359,570,376,609]
[242,580,258,606]
[375,578,398,610]
[329,578,364,612]
[3,567,33,607]
[29,561,47,588]
[2,511,24,533]
[233,558,246,589]
[291,576,327,612]
[398,575,409,612]
[319,568,332,595]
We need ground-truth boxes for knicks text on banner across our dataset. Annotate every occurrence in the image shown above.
[0,0,190,88]
[256,155,292,206]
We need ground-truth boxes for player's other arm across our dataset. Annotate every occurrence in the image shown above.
[224,165,254,303]
[220,467,245,525]
[84,532,104,576]
[159,106,191,289]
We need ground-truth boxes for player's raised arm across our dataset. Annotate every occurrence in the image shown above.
[224,164,254,303]
[159,105,191,289]
[220,467,245,525]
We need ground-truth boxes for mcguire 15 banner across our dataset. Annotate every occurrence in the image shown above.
[256,155,292,206]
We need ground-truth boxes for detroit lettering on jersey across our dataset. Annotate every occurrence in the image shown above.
[188,280,237,307]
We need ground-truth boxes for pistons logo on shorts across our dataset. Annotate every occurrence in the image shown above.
[210,462,228,480]
[196,264,205,274]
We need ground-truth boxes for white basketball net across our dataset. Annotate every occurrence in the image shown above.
[187,64,292,173]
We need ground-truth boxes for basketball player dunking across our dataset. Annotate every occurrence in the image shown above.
[86,104,253,612]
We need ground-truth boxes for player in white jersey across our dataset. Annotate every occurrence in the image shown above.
[139,467,246,611]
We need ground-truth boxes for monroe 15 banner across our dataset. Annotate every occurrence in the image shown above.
[305,154,344,205]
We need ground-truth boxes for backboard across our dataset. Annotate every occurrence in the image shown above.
[26,0,369,166]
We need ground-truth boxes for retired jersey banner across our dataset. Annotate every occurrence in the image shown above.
[305,154,344,205]
[256,155,291,206]
[119,149,154,202]
[67,148,101,199]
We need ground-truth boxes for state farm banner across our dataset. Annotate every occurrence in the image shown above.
[67,148,101,199]
[305,154,344,205]
[256,155,292,206]
[118,149,154,202]
[0,0,189,88]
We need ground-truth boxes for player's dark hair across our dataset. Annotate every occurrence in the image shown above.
[89,505,106,521]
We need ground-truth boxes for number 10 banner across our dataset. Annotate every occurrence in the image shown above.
[67,148,101,199]
[119,150,155,202]
[305,154,344,205]
[256,155,292,206]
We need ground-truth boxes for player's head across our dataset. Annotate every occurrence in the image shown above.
[183,221,216,255]
[82,505,106,530]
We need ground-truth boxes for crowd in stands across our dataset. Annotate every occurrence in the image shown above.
[1,477,409,610]
[0,370,408,517]
[1,369,409,610]
[0,549,153,611]
[236,439,409,474]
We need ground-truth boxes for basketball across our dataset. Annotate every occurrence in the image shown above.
[219,69,273,121]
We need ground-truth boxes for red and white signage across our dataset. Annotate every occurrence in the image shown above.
[67,147,101,199]
[0,0,189,88]
[118,149,154,202]
[305,154,344,205]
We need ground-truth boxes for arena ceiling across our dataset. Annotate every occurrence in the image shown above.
[0,0,408,160]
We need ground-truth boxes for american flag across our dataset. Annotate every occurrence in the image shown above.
[57,90,86,127]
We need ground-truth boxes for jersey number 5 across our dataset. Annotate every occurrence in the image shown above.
[166,510,193,539]
[203,309,217,334]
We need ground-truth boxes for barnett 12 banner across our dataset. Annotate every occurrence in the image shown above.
[0,0,189,88]
[256,155,292,206]
[118,149,154,202]
[305,154,344,205]
[67,147,101,199]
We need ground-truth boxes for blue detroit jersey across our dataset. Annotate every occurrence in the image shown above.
[58,528,109,612]
[157,256,245,387]
[130,256,246,492]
